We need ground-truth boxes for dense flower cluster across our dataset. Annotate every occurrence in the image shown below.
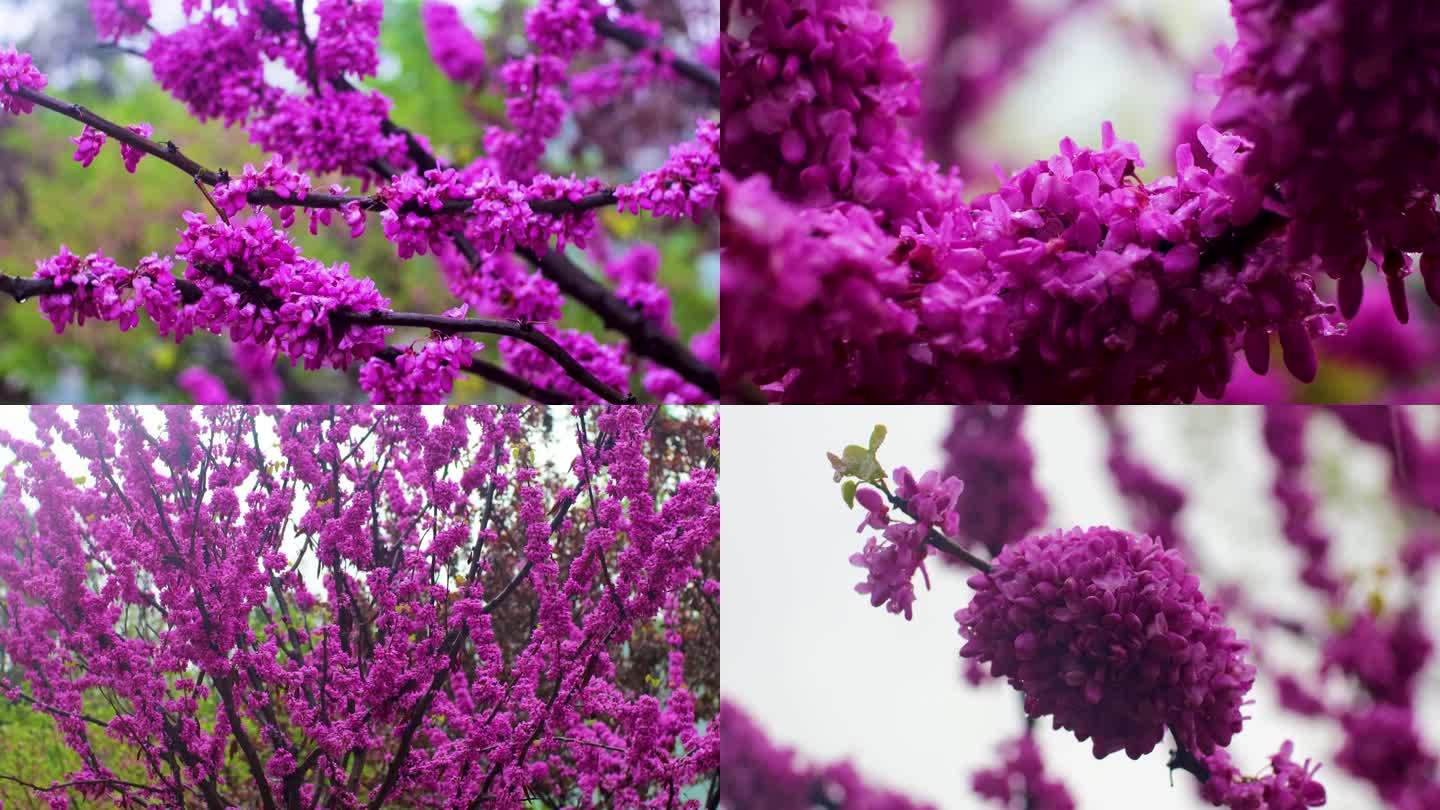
[723,115,1336,402]
[1213,0,1440,323]
[1335,704,1436,804]
[940,406,1046,556]
[724,0,1440,402]
[0,46,47,115]
[176,366,230,404]
[34,247,141,332]
[26,210,407,383]
[359,332,480,404]
[249,90,409,178]
[90,0,151,40]
[499,328,629,403]
[616,118,719,221]
[0,405,719,808]
[971,735,1075,810]
[212,156,312,222]
[367,166,604,261]
[1261,406,1340,596]
[175,212,392,370]
[1322,610,1432,707]
[486,54,571,180]
[1199,741,1327,809]
[956,526,1254,759]
[311,0,384,80]
[421,0,488,86]
[69,126,107,168]
[1099,408,1189,551]
[147,18,268,126]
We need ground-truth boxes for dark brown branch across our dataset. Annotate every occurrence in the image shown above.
[346,310,630,403]
[4,86,619,219]
[592,15,719,103]
[0,272,630,403]
[519,248,719,398]
[1167,734,1212,783]
[0,773,165,796]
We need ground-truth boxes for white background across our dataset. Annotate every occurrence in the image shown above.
[721,406,1440,809]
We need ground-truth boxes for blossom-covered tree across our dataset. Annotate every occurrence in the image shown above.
[0,0,718,405]
[0,404,719,808]
[720,0,1440,403]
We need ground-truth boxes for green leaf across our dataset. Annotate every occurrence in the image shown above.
[841,479,858,509]
[868,424,887,453]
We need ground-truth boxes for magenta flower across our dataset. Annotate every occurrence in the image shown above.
[956,526,1254,759]
[1200,741,1327,809]
[972,734,1075,810]
[421,0,488,86]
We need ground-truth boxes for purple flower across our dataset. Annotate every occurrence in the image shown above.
[120,123,153,173]
[941,406,1046,556]
[89,0,150,40]
[421,1,487,86]
[1214,0,1440,322]
[147,19,266,126]
[1335,704,1436,802]
[1322,609,1432,707]
[1200,741,1327,809]
[616,119,718,221]
[0,47,46,116]
[70,126,107,168]
[956,526,1254,759]
[972,734,1075,810]
[176,367,230,404]
[359,333,480,404]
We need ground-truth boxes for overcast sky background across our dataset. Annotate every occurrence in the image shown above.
[722,406,1440,809]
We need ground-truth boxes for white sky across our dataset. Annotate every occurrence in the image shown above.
[721,406,1440,810]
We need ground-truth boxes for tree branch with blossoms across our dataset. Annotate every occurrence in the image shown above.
[1,0,721,404]
[722,0,1440,403]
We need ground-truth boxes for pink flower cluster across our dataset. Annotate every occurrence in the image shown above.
[175,212,392,370]
[957,526,1255,759]
[1200,741,1327,810]
[485,55,570,180]
[972,735,1075,810]
[499,328,629,402]
[69,123,154,173]
[34,247,143,333]
[0,46,47,115]
[359,333,481,404]
[375,166,603,260]
[212,155,312,224]
[248,90,409,178]
[616,118,719,221]
[848,467,964,620]
[89,0,150,40]
[420,0,488,86]
[941,406,1047,556]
